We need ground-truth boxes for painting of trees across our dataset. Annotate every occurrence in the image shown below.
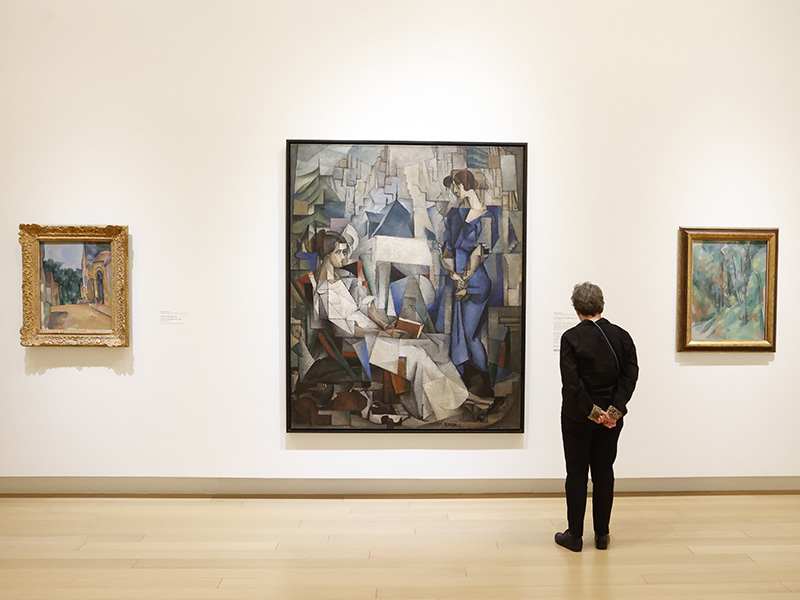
[691,240,767,341]
[42,258,82,305]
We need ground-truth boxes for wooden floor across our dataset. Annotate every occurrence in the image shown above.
[0,494,799,599]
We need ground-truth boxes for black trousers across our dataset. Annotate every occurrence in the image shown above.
[561,414,623,537]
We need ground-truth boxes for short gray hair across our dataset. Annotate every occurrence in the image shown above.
[571,282,604,316]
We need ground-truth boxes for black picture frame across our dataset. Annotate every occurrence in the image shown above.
[287,140,527,432]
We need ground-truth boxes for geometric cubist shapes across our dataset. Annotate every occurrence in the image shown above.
[287,141,527,432]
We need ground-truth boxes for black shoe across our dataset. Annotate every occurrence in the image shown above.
[554,530,582,552]
[595,534,610,550]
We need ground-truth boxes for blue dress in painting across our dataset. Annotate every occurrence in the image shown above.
[440,207,494,374]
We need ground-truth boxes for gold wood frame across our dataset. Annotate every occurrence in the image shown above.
[19,224,129,347]
[677,227,777,352]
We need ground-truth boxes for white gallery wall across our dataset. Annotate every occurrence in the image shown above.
[1,0,799,490]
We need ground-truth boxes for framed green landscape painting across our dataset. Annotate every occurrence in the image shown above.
[677,227,777,352]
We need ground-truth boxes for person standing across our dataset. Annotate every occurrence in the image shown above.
[438,169,494,397]
[555,282,639,552]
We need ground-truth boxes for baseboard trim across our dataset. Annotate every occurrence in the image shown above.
[0,476,799,497]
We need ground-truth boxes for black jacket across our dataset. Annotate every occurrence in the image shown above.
[560,317,639,422]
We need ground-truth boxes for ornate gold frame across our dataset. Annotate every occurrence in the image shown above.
[677,227,778,352]
[19,224,129,347]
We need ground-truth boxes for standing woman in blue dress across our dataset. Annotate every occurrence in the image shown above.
[440,169,494,397]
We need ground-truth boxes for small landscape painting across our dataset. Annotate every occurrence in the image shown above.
[677,227,777,352]
[19,224,129,347]
[40,242,113,330]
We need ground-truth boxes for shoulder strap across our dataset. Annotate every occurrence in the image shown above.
[591,320,620,372]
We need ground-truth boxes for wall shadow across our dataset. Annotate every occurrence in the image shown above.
[285,432,525,451]
[675,351,774,367]
[25,346,134,375]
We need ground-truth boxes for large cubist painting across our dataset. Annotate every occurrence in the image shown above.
[677,227,778,352]
[287,141,526,432]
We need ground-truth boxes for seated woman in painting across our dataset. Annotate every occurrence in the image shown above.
[310,230,407,339]
[302,229,475,425]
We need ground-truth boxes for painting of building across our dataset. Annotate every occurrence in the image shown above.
[82,248,111,306]
[40,242,113,330]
